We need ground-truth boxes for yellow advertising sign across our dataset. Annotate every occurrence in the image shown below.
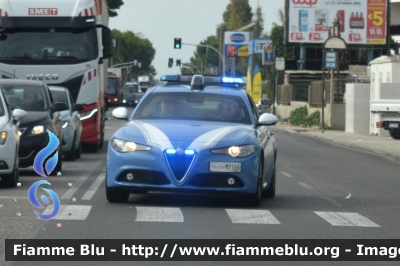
[246,67,252,96]
[252,71,262,104]
[238,45,249,57]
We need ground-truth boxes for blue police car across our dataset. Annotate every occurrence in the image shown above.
[107,75,278,206]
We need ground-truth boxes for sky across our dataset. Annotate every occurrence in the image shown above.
[108,0,284,79]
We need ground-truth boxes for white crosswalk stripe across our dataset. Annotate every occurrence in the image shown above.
[225,209,280,224]
[135,207,184,222]
[82,172,105,200]
[43,205,92,220]
[314,211,380,227]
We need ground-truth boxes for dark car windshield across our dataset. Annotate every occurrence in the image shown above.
[1,85,49,111]
[50,90,69,107]
[134,92,251,124]
[0,27,97,64]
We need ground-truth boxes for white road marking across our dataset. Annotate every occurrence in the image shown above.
[321,197,342,208]
[298,182,314,190]
[81,172,105,200]
[61,161,103,200]
[43,205,92,220]
[280,172,293,178]
[314,212,380,227]
[135,207,183,222]
[0,196,28,199]
[225,209,280,224]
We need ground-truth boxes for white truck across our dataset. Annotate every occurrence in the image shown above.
[371,100,400,140]
[138,75,151,92]
[0,0,113,152]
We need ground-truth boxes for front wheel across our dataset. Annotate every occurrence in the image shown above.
[248,162,262,207]
[106,185,130,203]
[389,130,400,140]
[0,154,18,187]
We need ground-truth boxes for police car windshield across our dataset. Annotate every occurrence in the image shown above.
[133,92,251,124]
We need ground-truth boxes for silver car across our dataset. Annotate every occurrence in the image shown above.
[256,99,272,114]
[0,91,26,187]
[49,86,83,161]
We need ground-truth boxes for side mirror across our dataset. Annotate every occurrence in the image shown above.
[54,102,68,112]
[12,108,27,121]
[102,27,113,59]
[112,107,128,121]
[73,104,84,111]
[258,113,279,126]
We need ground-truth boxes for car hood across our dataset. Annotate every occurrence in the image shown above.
[121,120,253,150]
[19,111,50,126]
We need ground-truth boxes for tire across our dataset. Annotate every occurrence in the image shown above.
[1,154,18,188]
[99,110,105,149]
[263,163,276,198]
[106,184,130,203]
[75,139,82,159]
[83,143,99,153]
[248,162,262,207]
[389,130,400,140]
[64,134,76,161]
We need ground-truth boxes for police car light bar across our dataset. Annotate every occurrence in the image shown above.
[222,77,244,84]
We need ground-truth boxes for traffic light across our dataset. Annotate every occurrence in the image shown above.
[168,58,173,68]
[176,59,181,66]
[174,38,181,49]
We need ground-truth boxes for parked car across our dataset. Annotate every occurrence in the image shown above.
[49,86,84,161]
[107,75,279,206]
[256,98,272,114]
[121,82,144,107]
[0,80,67,175]
[0,90,27,187]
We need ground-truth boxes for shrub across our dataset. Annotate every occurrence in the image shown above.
[289,106,320,127]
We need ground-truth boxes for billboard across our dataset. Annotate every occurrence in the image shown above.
[288,0,388,45]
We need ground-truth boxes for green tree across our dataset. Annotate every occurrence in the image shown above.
[106,0,124,17]
[111,30,156,83]
[223,0,253,30]
[253,5,264,38]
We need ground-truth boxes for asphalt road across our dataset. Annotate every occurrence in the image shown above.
[1,107,400,266]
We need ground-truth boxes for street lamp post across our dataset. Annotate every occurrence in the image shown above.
[182,43,225,76]
[182,63,200,74]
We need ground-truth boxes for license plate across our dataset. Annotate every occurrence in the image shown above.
[389,123,398,128]
[210,162,241,173]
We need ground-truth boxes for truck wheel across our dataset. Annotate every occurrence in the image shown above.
[389,130,400,140]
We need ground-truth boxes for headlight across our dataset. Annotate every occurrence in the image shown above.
[122,99,127,103]
[111,138,151,153]
[62,121,69,128]
[211,145,257,158]
[0,131,6,145]
[31,125,46,135]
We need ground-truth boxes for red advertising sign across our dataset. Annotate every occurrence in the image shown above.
[291,32,303,41]
[366,0,386,44]
[309,33,321,41]
[349,33,361,42]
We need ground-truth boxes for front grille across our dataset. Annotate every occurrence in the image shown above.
[189,174,244,188]
[117,170,170,185]
[165,151,195,182]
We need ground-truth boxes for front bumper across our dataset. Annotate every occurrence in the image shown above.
[18,132,49,168]
[0,136,17,174]
[106,143,260,195]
